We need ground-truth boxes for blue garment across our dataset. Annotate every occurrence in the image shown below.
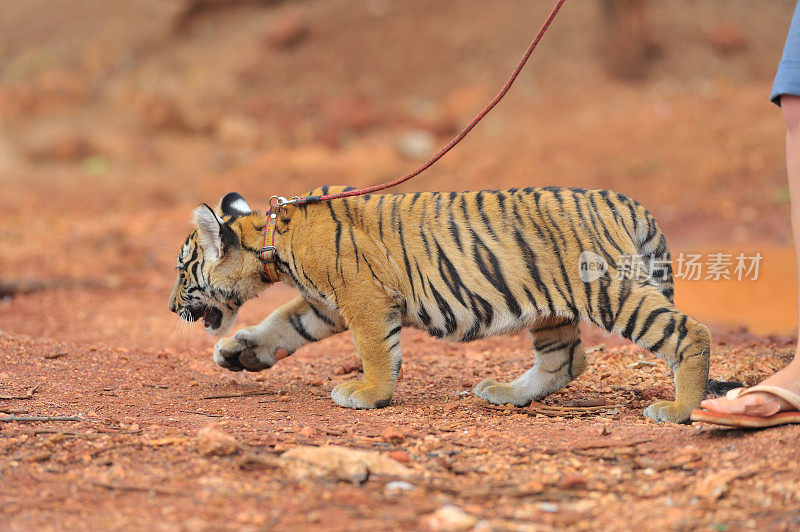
[772,1,800,105]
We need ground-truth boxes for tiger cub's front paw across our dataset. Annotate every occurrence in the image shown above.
[331,380,393,409]
[643,400,694,423]
[474,379,532,407]
[214,329,285,372]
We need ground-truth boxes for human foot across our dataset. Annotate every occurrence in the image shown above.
[700,361,800,417]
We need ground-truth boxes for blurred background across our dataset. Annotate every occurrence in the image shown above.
[0,0,797,347]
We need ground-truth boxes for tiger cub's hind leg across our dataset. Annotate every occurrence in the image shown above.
[474,318,587,407]
[614,288,710,423]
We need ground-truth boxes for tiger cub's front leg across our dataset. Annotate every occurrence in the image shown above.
[214,295,345,372]
[331,307,402,409]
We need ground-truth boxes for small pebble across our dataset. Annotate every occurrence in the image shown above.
[388,450,410,463]
[539,502,559,513]
[425,505,477,532]
[384,480,414,495]
[380,427,405,444]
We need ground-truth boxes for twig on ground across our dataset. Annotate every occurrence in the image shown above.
[90,442,140,458]
[629,360,659,368]
[0,408,28,414]
[90,480,183,496]
[0,415,80,423]
[573,438,652,451]
[0,277,116,298]
[10,450,51,462]
[532,437,653,456]
[202,390,271,399]
[481,401,625,418]
[610,385,644,396]
[0,384,41,400]
[43,352,68,360]
[96,427,143,434]
[180,410,224,418]
[413,477,582,500]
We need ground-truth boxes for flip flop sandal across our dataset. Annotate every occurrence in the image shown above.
[690,385,800,428]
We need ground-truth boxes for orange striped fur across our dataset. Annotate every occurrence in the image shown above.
[169,186,717,422]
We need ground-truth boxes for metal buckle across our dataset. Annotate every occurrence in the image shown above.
[259,245,276,264]
[269,195,300,210]
[268,195,285,209]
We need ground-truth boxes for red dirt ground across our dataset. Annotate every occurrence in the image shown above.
[2,1,800,530]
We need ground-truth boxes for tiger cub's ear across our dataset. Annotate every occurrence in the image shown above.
[193,204,238,262]
[220,192,252,218]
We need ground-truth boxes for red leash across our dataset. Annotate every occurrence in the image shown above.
[260,0,567,278]
[293,0,567,206]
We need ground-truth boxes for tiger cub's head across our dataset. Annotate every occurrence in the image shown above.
[168,192,267,336]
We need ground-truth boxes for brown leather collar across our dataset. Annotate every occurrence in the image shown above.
[259,198,281,283]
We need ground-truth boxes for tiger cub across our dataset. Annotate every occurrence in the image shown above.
[169,186,720,423]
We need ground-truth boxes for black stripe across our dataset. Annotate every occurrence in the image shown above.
[460,321,481,342]
[385,325,402,341]
[325,202,343,274]
[472,230,521,318]
[391,196,401,232]
[559,194,596,319]
[614,278,633,324]
[298,266,327,300]
[514,227,555,312]
[362,252,383,284]
[567,339,580,379]
[624,199,639,236]
[535,339,564,351]
[648,316,676,353]
[434,239,468,307]
[398,218,416,299]
[308,301,336,328]
[377,195,385,240]
[342,199,356,225]
[520,195,577,315]
[420,229,432,259]
[349,226,359,272]
[288,313,317,342]
[429,282,457,336]
[636,307,671,342]
[475,191,498,239]
[496,191,508,219]
[449,221,463,249]
[544,186,564,206]
[588,194,627,257]
[674,314,689,354]
[578,194,622,267]
[522,286,540,313]
[596,275,614,330]
[470,292,494,327]
[418,304,432,326]
[621,297,644,339]
[414,262,430,297]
